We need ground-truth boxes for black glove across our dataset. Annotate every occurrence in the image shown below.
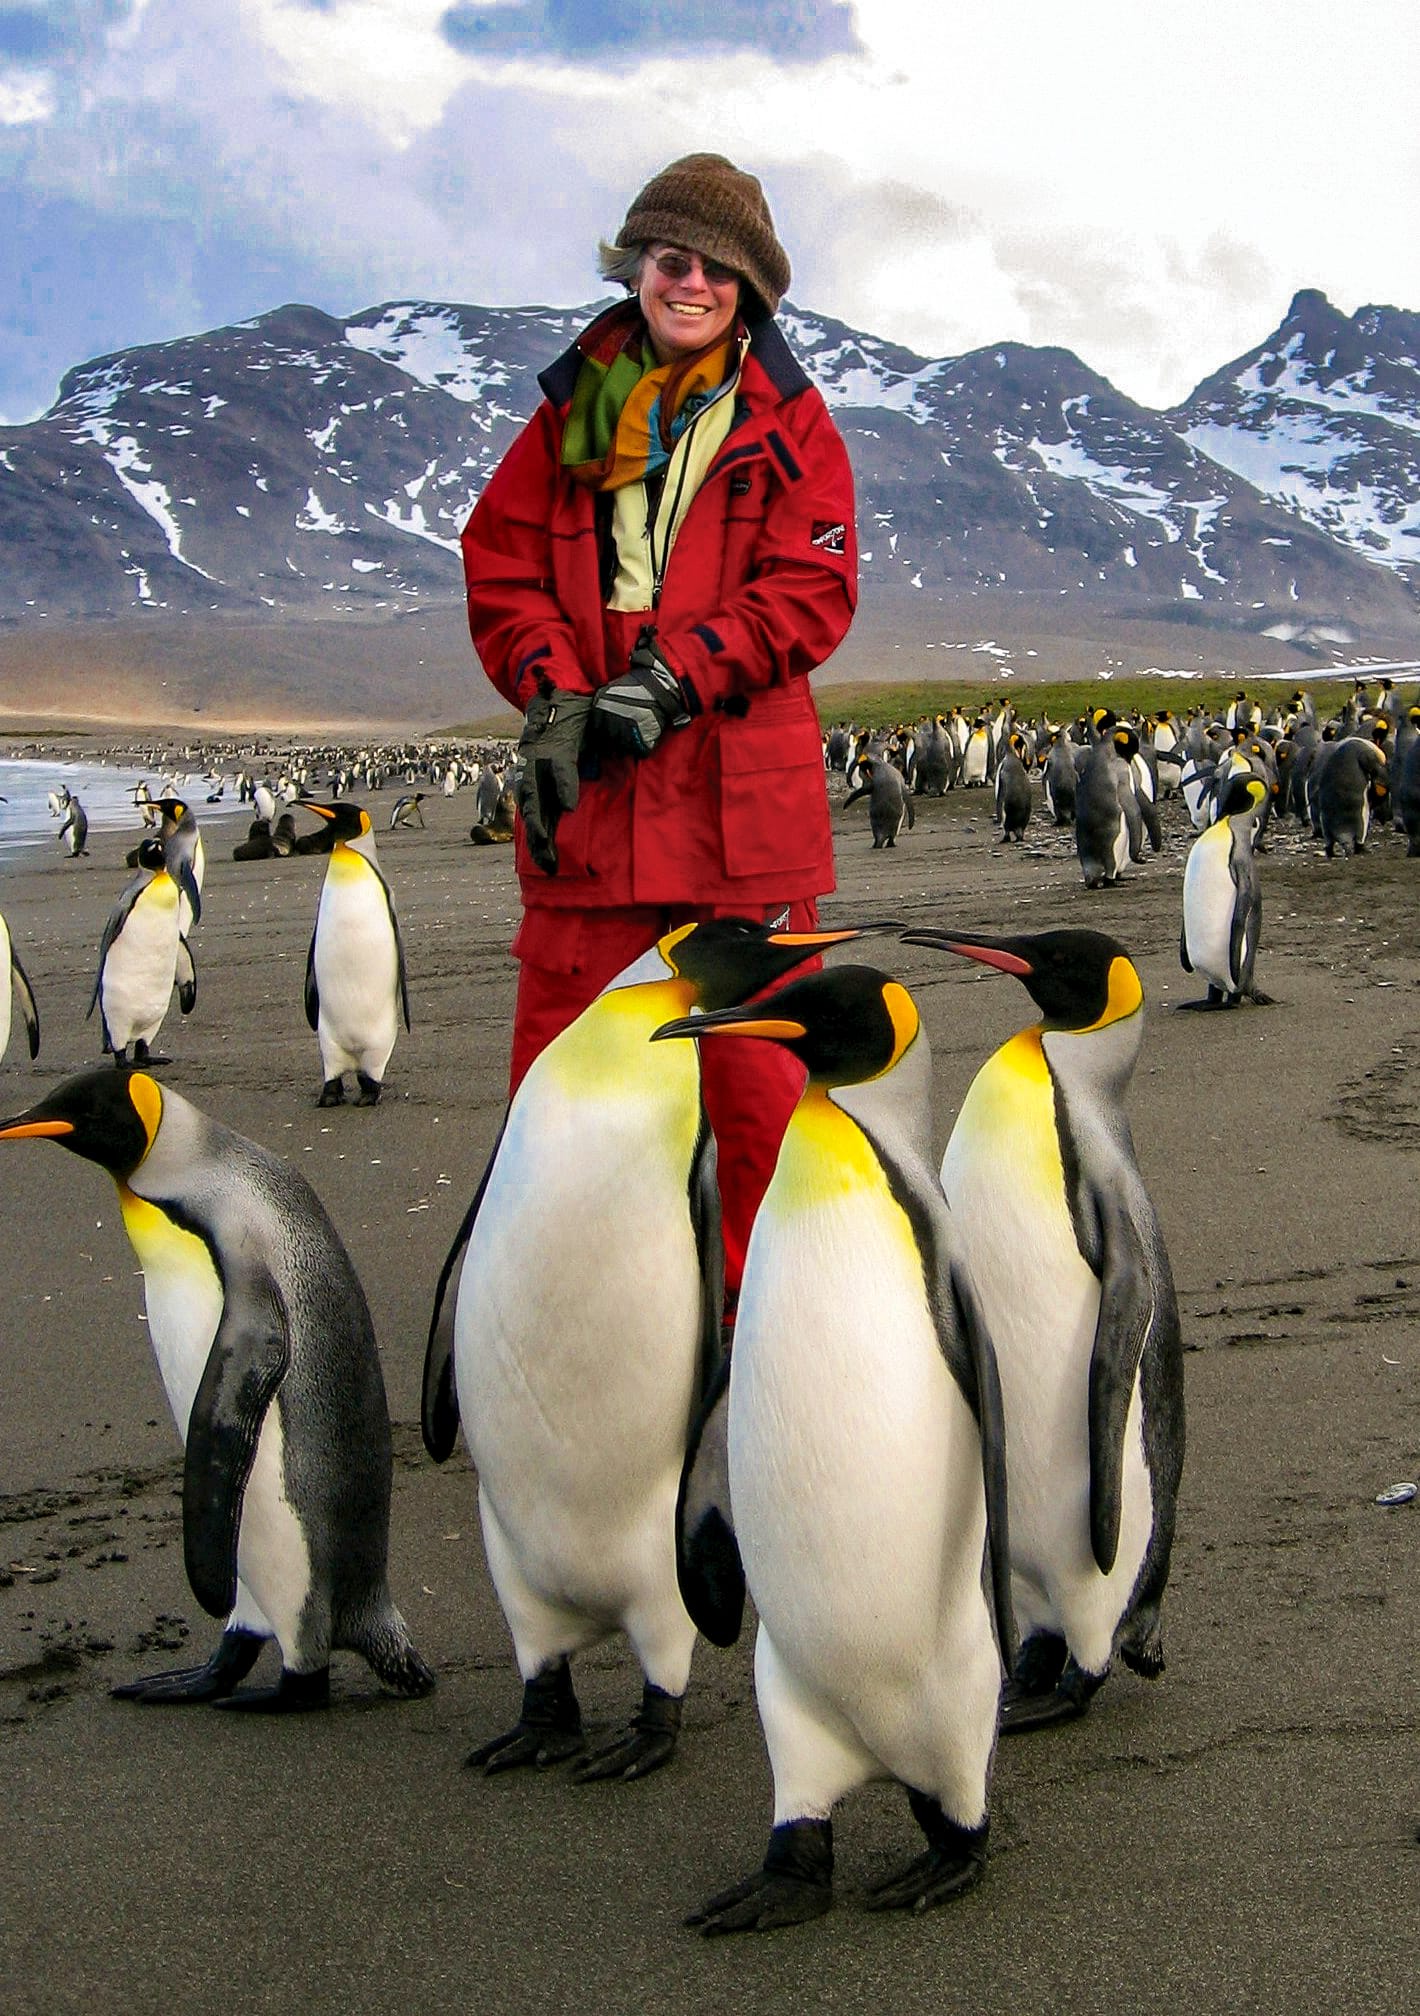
[515,685,593,875]
[592,628,693,759]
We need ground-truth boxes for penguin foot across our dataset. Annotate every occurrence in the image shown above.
[213,1665,331,1714]
[111,1626,265,1704]
[864,1799,988,1914]
[1001,1656,1105,1733]
[570,1682,681,1783]
[355,1073,383,1106]
[687,1819,834,1936]
[467,1660,583,1774]
[318,1078,346,1107]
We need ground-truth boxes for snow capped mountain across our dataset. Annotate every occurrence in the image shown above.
[1172,289,1420,578]
[1,290,1416,649]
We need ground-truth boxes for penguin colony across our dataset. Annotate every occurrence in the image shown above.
[0,671,1413,1933]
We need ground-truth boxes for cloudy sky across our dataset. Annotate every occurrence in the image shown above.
[3,0,1417,423]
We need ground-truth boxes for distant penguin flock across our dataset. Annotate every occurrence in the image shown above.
[0,667,1413,1932]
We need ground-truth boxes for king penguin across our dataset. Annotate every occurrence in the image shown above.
[900,926,1184,1731]
[1180,775,1273,1008]
[299,800,409,1105]
[0,1068,434,1709]
[422,917,874,1783]
[654,965,1013,1932]
[1,909,40,1063]
[155,796,204,936]
[89,838,197,1065]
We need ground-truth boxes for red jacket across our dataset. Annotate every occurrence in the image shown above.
[461,311,858,909]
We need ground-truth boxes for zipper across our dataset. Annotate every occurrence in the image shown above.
[649,415,700,609]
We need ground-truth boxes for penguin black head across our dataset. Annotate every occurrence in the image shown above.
[1111,726,1139,760]
[155,797,192,828]
[655,917,897,1015]
[902,926,1143,1034]
[652,965,920,1087]
[136,836,168,873]
[0,1067,162,1179]
[1218,775,1267,819]
[299,800,370,844]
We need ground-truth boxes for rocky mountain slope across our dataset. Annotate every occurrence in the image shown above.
[2,289,1417,658]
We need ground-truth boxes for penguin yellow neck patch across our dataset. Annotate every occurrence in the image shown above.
[127,1072,163,1157]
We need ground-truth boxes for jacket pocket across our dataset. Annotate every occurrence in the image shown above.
[719,699,830,877]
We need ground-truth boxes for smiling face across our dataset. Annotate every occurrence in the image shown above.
[637,243,740,363]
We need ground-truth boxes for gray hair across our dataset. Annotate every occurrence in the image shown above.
[597,239,645,291]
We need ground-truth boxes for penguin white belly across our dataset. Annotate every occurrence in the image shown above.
[0,918,13,1059]
[104,886,179,1049]
[1109,807,1130,878]
[1182,826,1237,992]
[942,1036,1152,1672]
[455,1072,702,1647]
[963,736,988,785]
[732,1107,997,1807]
[120,1189,308,1647]
[314,854,398,1076]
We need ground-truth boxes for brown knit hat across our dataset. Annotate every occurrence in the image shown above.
[616,153,791,317]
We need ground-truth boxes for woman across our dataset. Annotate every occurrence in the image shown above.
[461,152,858,1298]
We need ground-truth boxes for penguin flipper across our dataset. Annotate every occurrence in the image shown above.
[689,1113,725,1404]
[948,1260,1016,1671]
[675,1354,744,1647]
[370,858,412,1032]
[170,852,202,929]
[421,1110,509,1460]
[10,947,39,1057]
[1086,1187,1155,1576]
[1228,852,1259,999]
[176,935,197,1015]
[303,926,320,1031]
[183,1265,292,1618]
[1178,922,1193,974]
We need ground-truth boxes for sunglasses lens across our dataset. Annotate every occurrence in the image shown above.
[651,249,736,287]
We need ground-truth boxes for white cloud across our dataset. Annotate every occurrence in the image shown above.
[1,0,1418,418]
[0,69,57,124]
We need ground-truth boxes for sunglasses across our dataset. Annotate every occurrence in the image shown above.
[646,246,739,289]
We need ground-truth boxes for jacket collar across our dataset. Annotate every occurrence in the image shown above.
[539,302,811,411]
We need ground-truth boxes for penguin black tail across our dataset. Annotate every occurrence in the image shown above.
[357,1604,437,1697]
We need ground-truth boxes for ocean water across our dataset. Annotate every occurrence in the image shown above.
[0,759,244,857]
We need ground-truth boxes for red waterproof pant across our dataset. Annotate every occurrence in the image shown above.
[508,900,817,1296]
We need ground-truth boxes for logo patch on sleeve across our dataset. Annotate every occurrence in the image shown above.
[811,521,847,555]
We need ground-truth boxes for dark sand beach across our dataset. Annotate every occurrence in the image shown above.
[1,761,1416,2014]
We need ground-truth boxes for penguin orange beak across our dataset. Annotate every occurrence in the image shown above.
[299,802,337,820]
[652,1007,809,1046]
[0,1118,74,1140]
[902,929,1034,978]
[766,920,898,948]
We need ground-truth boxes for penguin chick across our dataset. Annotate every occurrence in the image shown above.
[843,756,913,848]
[0,1069,434,1711]
[654,965,1012,1932]
[1179,776,1273,1008]
[299,801,409,1106]
[900,926,1184,1733]
[422,917,882,1786]
[88,838,196,1066]
[994,736,1033,843]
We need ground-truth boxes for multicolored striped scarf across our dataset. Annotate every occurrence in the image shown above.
[561,300,738,492]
